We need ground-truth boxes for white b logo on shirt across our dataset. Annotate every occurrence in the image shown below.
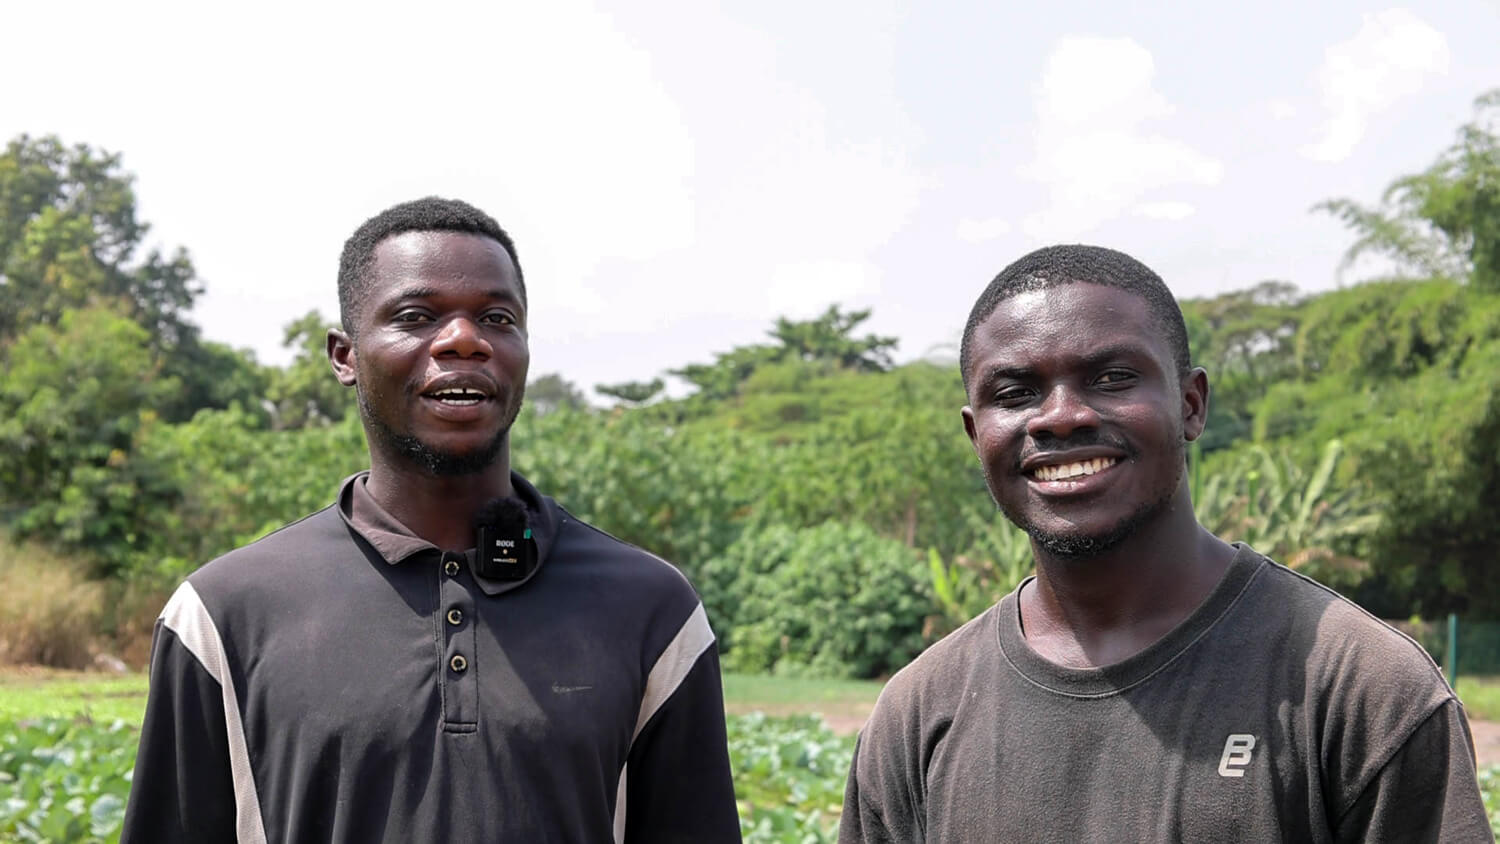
[1218,734,1257,777]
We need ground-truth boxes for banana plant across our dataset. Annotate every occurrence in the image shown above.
[1194,439,1379,587]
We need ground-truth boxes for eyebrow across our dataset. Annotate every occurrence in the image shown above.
[390,286,522,305]
[973,344,1154,390]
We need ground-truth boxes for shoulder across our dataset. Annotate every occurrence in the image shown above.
[551,509,702,602]
[184,505,349,611]
[1248,555,1449,696]
[865,603,1000,740]
[1237,550,1460,799]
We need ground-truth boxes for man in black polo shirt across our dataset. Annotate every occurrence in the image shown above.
[122,198,741,842]
[840,245,1491,842]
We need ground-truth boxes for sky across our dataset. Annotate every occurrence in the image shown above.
[5,0,1499,397]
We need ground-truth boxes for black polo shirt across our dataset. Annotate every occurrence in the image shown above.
[122,472,740,843]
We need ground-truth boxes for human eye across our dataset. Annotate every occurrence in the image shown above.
[993,385,1034,407]
[481,310,517,326]
[1095,369,1138,389]
[392,309,433,324]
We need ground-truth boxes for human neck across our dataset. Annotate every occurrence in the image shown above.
[1019,488,1235,669]
[364,451,516,552]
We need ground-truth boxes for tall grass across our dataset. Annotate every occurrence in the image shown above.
[0,534,106,668]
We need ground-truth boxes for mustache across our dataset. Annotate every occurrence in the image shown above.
[1015,432,1133,471]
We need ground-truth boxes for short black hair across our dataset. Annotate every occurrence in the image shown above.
[337,197,525,333]
[959,244,1191,388]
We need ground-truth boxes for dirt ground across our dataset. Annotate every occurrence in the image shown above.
[1471,719,1500,768]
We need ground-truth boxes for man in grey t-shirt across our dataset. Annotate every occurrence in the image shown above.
[841,245,1490,842]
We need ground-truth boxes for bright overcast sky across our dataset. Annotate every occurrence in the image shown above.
[5,1,1499,396]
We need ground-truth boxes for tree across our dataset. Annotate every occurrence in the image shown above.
[0,135,202,348]
[264,311,354,430]
[668,305,900,403]
[595,378,665,406]
[1181,281,1303,451]
[768,305,898,372]
[1317,89,1500,291]
[0,306,179,568]
[526,373,586,416]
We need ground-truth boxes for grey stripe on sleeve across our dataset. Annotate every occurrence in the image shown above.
[613,602,717,843]
[160,582,268,844]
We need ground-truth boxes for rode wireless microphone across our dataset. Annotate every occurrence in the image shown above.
[474,497,536,580]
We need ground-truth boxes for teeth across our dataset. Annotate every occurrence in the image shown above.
[1034,457,1117,482]
[430,387,486,405]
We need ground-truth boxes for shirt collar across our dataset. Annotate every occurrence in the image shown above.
[337,470,560,596]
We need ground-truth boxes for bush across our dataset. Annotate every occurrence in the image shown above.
[703,522,934,679]
[0,536,106,668]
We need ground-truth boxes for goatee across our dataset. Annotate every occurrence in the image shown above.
[359,389,515,477]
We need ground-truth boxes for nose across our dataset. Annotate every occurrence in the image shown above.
[1026,384,1100,441]
[430,315,492,360]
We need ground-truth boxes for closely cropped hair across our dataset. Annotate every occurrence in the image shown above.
[337,197,525,333]
[959,244,1191,388]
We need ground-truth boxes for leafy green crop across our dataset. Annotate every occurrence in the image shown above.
[0,717,134,843]
[6,712,1497,841]
[729,713,855,843]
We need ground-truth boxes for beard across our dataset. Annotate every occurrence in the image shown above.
[990,440,1187,559]
[358,387,519,477]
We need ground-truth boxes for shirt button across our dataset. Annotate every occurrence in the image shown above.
[450,654,468,673]
[446,608,463,626]
[444,560,461,576]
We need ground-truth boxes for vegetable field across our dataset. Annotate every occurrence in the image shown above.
[0,713,852,844]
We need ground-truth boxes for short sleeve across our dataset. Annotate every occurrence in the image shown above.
[1334,698,1493,842]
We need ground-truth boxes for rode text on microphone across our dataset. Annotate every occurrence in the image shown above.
[474,497,536,580]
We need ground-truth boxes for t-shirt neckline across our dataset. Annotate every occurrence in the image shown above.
[995,543,1266,698]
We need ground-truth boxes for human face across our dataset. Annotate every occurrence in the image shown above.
[329,231,529,477]
[961,284,1207,557]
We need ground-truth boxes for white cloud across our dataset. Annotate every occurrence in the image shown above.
[956,217,1012,243]
[1133,201,1196,221]
[1303,8,1449,163]
[1267,99,1298,121]
[1020,37,1222,241]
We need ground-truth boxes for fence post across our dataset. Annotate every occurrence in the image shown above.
[1446,613,1459,687]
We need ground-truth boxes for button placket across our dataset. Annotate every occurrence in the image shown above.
[438,553,478,731]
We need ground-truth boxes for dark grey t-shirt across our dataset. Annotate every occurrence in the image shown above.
[842,545,1492,842]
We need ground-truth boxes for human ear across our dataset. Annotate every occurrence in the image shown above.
[328,328,358,387]
[1181,367,1209,441]
[961,406,980,451]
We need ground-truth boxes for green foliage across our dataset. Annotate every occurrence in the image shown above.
[132,409,367,579]
[670,305,897,404]
[768,305,897,372]
[730,713,854,843]
[0,717,134,843]
[514,407,762,581]
[1194,441,1377,590]
[525,373,587,415]
[1482,765,1500,836]
[1180,281,1303,451]
[0,307,180,569]
[0,135,200,350]
[264,311,353,430]
[1317,89,1500,291]
[1246,279,1500,616]
[594,377,665,406]
[925,510,1035,640]
[704,522,933,679]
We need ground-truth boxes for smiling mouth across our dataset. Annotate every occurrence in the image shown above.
[1031,457,1119,482]
[424,387,490,407]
